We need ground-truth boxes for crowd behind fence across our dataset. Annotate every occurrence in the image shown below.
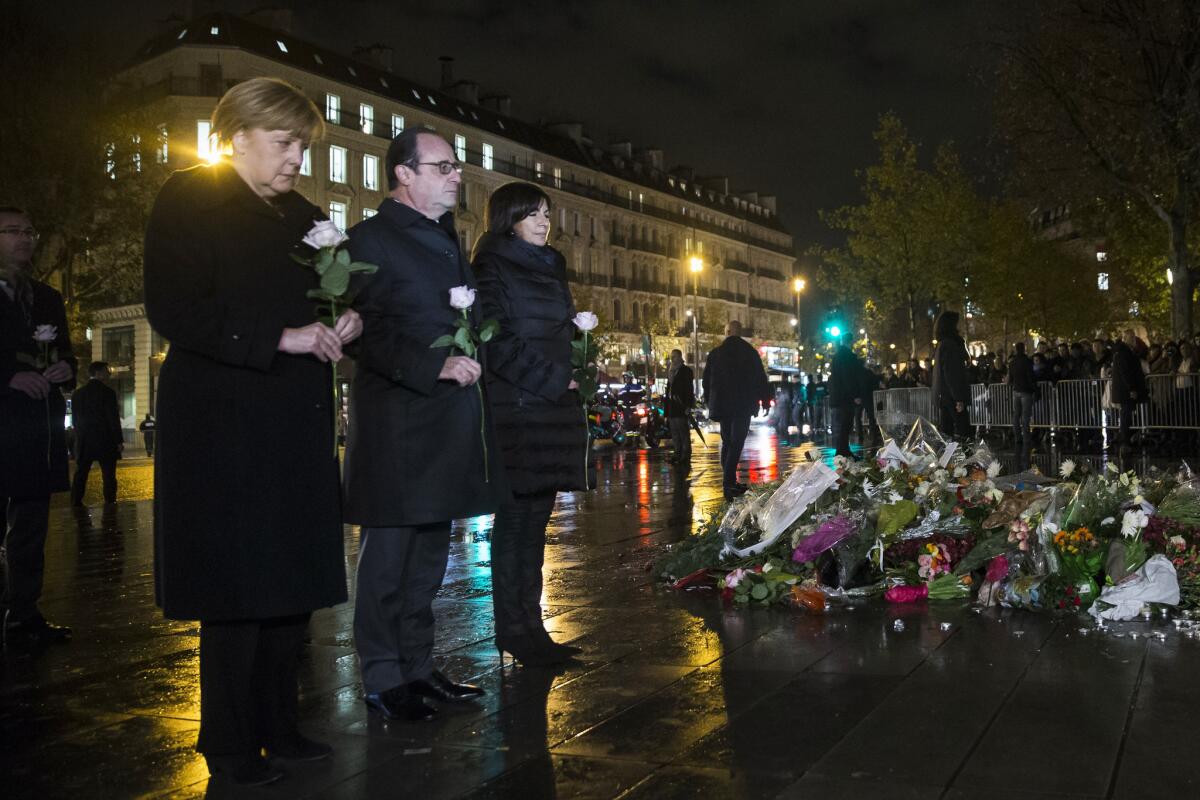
[873,374,1200,433]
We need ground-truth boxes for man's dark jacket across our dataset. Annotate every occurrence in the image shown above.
[667,364,695,419]
[71,378,122,462]
[827,346,864,407]
[472,232,590,497]
[1110,341,1148,405]
[701,335,770,421]
[931,335,970,407]
[143,162,346,621]
[0,277,76,497]
[343,199,497,526]
[1007,352,1037,394]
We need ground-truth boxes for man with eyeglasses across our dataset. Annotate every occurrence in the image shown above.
[343,129,494,722]
[0,206,77,646]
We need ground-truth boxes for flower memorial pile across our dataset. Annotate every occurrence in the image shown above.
[655,419,1200,622]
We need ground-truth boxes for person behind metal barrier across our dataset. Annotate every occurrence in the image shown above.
[931,311,970,439]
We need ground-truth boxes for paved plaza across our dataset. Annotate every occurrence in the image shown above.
[2,424,1197,799]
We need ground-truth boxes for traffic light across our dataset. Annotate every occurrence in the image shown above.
[822,309,847,342]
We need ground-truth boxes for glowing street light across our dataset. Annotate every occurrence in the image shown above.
[790,318,798,327]
[688,257,703,396]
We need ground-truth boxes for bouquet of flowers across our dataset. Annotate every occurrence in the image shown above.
[1052,527,1105,604]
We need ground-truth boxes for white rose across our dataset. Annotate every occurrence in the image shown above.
[1121,508,1148,539]
[573,311,599,331]
[302,219,349,249]
[1169,535,1187,548]
[449,285,476,310]
[953,466,967,479]
[33,324,57,343]
[1059,459,1075,479]
[987,460,1001,478]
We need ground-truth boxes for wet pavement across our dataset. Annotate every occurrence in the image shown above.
[3,422,1198,799]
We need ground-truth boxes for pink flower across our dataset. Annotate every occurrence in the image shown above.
[985,555,1009,583]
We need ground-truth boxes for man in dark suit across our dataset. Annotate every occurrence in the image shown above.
[344,129,494,722]
[666,348,695,465]
[702,320,771,499]
[0,206,76,645]
[828,341,863,459]
[70,361,123,506]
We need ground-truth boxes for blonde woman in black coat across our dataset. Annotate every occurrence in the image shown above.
[473,183,591,666]
[144,78,361,786]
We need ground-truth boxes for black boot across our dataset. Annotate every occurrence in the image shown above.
[496,633,571,667]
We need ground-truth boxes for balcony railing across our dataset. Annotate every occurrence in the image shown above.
[725,259,753,274]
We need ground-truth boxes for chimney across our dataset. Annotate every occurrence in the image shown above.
[609,141,633,160]
[245,7,293,33]
[700,175,729,194]
[739,191,759,204]
[671,165,695,182]
[760,195,778,214]
[450,80,479,106]
[638,148,664,171]
[481,94,512,116]
[439,56,454,90]
[353,44,393,73]
[547,121,584,143]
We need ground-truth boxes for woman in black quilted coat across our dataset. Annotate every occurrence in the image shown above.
[473,182,591,665]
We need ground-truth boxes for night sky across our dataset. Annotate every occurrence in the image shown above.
[42,0,1004,249]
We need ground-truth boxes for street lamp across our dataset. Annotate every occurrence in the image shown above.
[792,277,806,364]
[689,256,703,397]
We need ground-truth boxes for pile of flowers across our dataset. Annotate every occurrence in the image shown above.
[655,418,1200,618]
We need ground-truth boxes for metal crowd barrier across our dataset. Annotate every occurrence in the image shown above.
[874,374,1200,433]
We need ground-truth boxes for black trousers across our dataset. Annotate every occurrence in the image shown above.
[197,613,309,756]
[1118,402,1136,445]
[668,416,691,462]
[718,416,751,488]
[142,432,155,456]
[491,491,556,639]
[833,404,855,456]
[1,495,51,623]
[354,523,451,694]
[938,401,970,440]
[71,458,117,505]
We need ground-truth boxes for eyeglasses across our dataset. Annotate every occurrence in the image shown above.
[409,160,463,175]
[0,227,38,240]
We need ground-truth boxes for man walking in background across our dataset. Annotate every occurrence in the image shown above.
[666,348,694,466]
[70,361,122,506]
[702,320,770,500]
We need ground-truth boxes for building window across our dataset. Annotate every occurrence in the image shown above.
[1098,272,1109,291]
[104,142,116,179]
[131,134,142,172]
[481,143,494,170]
[196,120,213,162]
[363,208,377,220]
[102,326,135,364]
[359,103,374,135]
[325,93,341,124]
[156,125,168,164]
[391,114,404,138]
[574,213,581,235]
[328,201,347,231]
[553,166,562,188]
[454,134,466,162]
[300,148,311,176]
[535,161,544,179]
[614,299,622,322]
[329,145,347,183]
[362,154,379,190]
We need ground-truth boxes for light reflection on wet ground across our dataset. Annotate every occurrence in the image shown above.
[4,422,1197,798]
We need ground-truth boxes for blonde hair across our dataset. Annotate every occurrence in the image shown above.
[211,77,324,146]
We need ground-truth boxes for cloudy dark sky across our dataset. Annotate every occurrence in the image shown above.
[44,0,1005,248]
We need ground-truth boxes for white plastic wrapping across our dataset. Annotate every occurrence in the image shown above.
[720,460,839,559]
[1089,555,1180,622]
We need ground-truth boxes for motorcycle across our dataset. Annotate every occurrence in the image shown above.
[588,392,626,444]
[614,394,669,448]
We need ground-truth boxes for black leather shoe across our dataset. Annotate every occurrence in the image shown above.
[205,754,283,786]
[3,613,71,646]
[265,733,333,762]
[364,686,437,721]
[408,670,485,703]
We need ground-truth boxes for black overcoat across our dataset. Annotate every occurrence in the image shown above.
[342,200,498,526]
[931,335,971,407]
[827,346,863,407]
[472,232,590,496]
[1110,342,1148,404]
[0,278,76,497]
[71,379,123,462]
[702,335,770,422]
[143,163,347,621]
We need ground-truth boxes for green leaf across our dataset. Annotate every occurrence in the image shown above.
[454,327,471,352]
[307,288,333,301]
[429,334,457,349]
[290,253,312,266]
[478,319,500,343]
[335,248,351,265]
[750,582,770,601]
[348,261,379,274]
[322,264,350,296]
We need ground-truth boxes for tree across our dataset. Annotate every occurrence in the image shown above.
[1,9,171,322]
[816,114,963,357]
[995,0,1200,337]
